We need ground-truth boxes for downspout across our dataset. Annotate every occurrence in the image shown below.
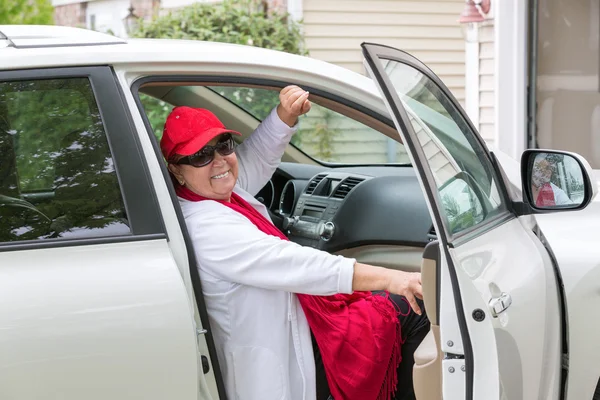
[286,0,303,54]
[287,0,303,22]
[527,0,539,148]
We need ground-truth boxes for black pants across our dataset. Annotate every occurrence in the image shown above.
[313,293,430,400]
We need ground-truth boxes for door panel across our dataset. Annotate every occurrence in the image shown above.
[362,43,561,400]
[413,241,442,400]
[0,67,202,399]
[448,219,561,400]
[0,240,199,400]
[336,245,423,273]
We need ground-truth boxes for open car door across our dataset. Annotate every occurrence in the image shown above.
[361,43,563,400]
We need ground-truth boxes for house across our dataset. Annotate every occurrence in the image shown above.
[53,0,599,168]
[52,0,467,105]
[464,0,600,169]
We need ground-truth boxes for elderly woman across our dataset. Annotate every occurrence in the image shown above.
[531,153,573,207]
[161,85,429,400]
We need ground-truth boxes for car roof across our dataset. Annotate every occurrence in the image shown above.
[0,25,387,117]
[0,26,370,83]
[0,25,126,48]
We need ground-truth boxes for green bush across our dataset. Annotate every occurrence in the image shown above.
[131,0,306,138]
[132,0,305,54]
[0,0,53,25]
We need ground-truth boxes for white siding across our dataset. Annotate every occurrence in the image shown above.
[411,115,459,186]
[478,22,495,144]
[303,0,467,105]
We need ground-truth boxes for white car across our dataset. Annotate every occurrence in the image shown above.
[0,25,598,400]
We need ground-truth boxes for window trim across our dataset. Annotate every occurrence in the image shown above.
[363,45,516,247]
[0,66,165,250]
[134,75,411,168]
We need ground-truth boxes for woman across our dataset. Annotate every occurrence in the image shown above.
[531,154,573,207]
[161,85,429,400]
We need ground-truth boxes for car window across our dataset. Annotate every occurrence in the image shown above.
[0,78,130,242]
[378,60,507,235]
[139,93,175,140]
[209,86,410,164]
[139,86,409,164]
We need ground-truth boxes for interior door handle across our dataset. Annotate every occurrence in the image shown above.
[488,292,512,317]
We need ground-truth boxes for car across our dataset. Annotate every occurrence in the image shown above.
[0,25,598,400]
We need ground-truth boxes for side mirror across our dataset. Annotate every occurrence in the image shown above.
[521,149,597,212]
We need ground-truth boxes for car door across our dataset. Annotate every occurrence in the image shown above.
[0,67,200,399]
[362,43,563,400]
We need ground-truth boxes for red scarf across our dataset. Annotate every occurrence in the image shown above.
[536,183,556,207]
[177,185,403,400]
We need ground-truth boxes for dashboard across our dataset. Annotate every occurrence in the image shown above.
[256,162,434,253]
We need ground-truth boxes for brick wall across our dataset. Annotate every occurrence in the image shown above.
[54,2,87,27]
[55,0,282,30]
[131,0,159,20]
[265,0,287,13]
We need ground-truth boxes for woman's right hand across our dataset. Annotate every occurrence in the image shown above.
[277,85,311,127]
[387,271,423,315]
[352,262,424,314]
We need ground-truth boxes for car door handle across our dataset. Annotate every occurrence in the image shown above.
[488,292,512,317]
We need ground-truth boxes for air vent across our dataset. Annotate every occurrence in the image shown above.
[305,174,327,195]
[427,225,437,241]
[332,177,364,199]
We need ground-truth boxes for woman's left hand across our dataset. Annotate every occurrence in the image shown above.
[277,85,312,127]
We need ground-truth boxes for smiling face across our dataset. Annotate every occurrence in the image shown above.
[168,134,239,201]
[532,158,555,188]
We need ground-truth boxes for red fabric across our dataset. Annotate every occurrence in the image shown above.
[177,185,403,400]
[160,106,241,160]
[536,183,556,207]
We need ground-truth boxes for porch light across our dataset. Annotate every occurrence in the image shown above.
[123,5,139,35]
[459,0,491,43]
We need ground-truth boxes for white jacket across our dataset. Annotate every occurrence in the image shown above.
[549,182,574,205]
[179,108,356,400]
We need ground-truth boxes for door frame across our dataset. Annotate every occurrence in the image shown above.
[129,74,417,399]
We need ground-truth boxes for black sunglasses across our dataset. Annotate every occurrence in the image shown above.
[177,134,236,168]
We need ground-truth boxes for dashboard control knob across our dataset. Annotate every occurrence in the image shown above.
[319,222,335,241]
[282,216,298,231]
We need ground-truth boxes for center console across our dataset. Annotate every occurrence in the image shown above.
[279,172,369,247]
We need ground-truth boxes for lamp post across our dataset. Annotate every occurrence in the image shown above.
[458,0,491,43]
[123,5,139,36]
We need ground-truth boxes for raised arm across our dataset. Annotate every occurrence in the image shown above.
[236,86,311,195]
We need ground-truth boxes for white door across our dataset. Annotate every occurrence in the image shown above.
[0,67,199,399]
[362,43,563,400]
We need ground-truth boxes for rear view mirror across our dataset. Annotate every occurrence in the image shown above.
[521,150,597,211]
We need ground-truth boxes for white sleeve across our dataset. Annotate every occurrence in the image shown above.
[551,183,574,205]
[185,203,355,295]
[235,107,297,196]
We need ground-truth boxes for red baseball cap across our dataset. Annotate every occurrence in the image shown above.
[160,106,241,161]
